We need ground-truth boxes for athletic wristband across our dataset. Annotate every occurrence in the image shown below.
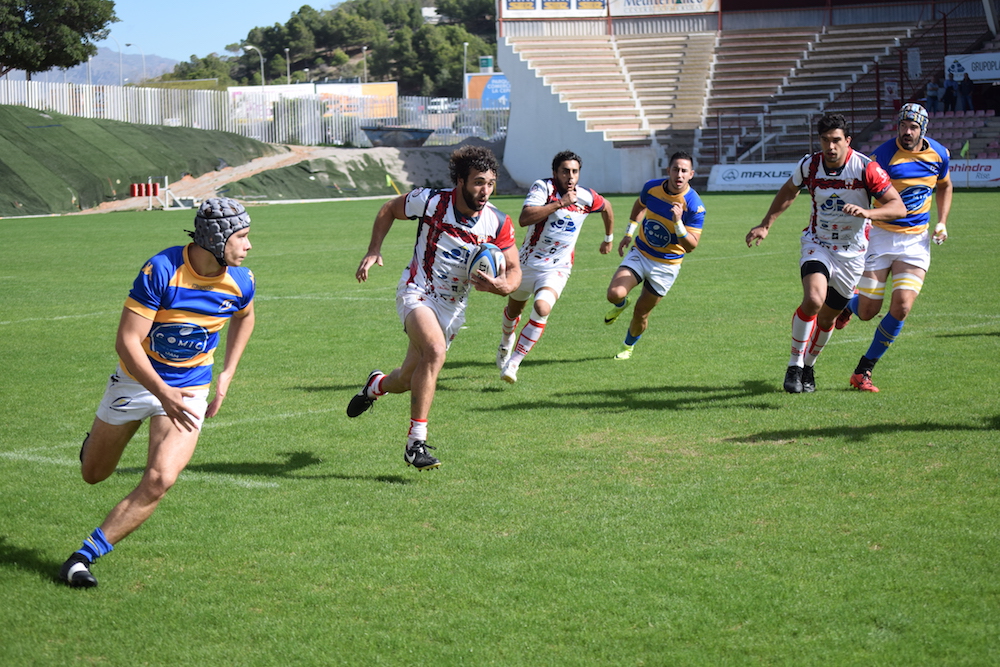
[604,234,614,243]
[626,222,638,237]
[674,219,688,238]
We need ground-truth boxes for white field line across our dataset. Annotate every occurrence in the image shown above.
[0,406,342,488]
[0,449,279,488]
[0,310,118,326]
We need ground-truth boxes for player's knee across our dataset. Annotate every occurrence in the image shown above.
[422,342,448,369]
[607,286,626,304]
[81,465,112,485]
[533,291,556,320]
[141,469,178,500]
[855,299,879,321]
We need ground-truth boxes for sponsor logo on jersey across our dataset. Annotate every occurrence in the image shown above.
[644,221,673,247]
[820,193,846,214]
[149,322,210,362]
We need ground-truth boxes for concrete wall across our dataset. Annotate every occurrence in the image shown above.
[497,37,657,196]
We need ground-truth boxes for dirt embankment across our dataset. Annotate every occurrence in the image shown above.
[83,140,514,213]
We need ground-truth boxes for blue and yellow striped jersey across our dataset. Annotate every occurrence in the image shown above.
[123,245,256,388]
[870,136,950,234]
[634,179,706,265]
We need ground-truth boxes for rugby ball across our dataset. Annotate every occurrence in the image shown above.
[467,242,505,280]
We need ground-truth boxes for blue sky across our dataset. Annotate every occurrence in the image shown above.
[94,0,334,63]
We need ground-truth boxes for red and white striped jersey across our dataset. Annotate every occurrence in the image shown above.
[792,148,893,256]
[518,179,607,271]
[400,187,516,304]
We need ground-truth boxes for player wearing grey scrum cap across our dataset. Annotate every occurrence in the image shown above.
[59,198,256,588]
[189,197,252,266]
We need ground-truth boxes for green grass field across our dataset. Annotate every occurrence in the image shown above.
[1,192,997,665]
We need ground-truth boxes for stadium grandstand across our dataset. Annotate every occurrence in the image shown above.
[2,0,997,194]
[498,0,999,192]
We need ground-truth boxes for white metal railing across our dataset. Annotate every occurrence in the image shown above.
[0,80,509,147]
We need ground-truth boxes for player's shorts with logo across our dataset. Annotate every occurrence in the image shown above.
[96,368,208,428]
[619,247,681,298]
[800,238,866,300]
[509,264,570,303]
[864,225,931,272]
[396,282,465,349]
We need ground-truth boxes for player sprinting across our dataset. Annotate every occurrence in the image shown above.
[347,145,521,470]
[60,198,256,588]
[835,103,952,392]
[603,151,705,360]
[497,150,615,383]
[745,113,906,393]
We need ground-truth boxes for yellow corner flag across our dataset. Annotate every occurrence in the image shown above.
[385,174,400,195]
[960,140,970,158]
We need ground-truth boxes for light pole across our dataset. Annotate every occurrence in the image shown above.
[463,42,469,99]
[87,56,93,86]
[107,35,123,86]
[362,46,367,83]
[284,47,290,84]
[244,44,265,86]
[304,68,310,83]
[126,43,146,83]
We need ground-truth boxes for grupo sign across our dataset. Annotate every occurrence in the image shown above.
[707,164,797,192]
[945,53,1000,83]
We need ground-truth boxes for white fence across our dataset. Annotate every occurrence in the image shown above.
[0,80,509,147]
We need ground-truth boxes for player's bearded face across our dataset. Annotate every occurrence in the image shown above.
[554,160,580,195]
[898,120,922,150]
[459,170,497,212]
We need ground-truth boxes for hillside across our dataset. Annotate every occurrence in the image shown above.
[0,105,515,218]
[0,105,280,217]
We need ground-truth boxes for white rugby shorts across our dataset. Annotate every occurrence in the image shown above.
[96,368,208,428]
[619,247,681,298]
[800,238,866,300]
[864,226,931,272]
[509,263,570,303]
[396,282,466,349]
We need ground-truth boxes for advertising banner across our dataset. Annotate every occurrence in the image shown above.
[709,160,1000,191]
[945,53,1000,83]
[707,163,797,192]
[503,0,607,19]
[948,158,1000,187]
[466,74,511,108]
[607,0,717,18]
[503,0,714,19]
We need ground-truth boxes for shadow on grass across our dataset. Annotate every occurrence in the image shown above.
[476,379,777,412]
[0,536,64,585]
[935,330,1000,338]
[727,414,1000,444]
[116,451,413,485]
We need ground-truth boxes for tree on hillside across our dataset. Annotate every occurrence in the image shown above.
[160,54,237,88]
[435,0,496,36]
[163,0,496,93]
[0,0,117,79]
